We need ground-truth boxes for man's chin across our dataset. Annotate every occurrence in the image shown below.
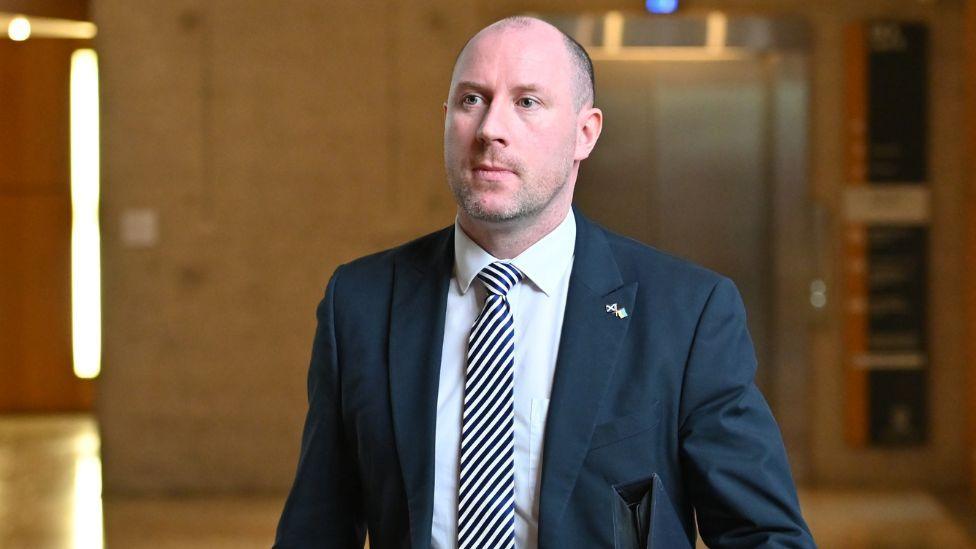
[449,179,538,223]
[460,200,526,223]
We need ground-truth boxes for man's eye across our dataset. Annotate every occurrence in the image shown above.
[517,97,539,108]
[461,95,483,106]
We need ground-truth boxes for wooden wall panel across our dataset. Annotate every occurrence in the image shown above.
[843,23,869,447]
[0,40,70,192]
[0,195,92,410]
[0,38,93,412]
[967,0,976,496]
[0,1,88,21]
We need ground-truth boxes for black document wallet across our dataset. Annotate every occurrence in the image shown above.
[611,473,691,549]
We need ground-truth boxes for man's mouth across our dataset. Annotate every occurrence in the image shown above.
[472,164,516,181]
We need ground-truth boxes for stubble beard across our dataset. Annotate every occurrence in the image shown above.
[446,152,574,224]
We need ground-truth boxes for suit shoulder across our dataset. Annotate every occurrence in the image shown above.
[600,226,727,291]
[332,225,452,285]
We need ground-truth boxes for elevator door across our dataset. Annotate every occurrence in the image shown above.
[573,45,812,445]
[546,11,812,479]
[578,56,775,382]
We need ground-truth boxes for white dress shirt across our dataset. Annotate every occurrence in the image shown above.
[430,211,576,549]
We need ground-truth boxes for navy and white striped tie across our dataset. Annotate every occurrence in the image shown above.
[457,261,523,549]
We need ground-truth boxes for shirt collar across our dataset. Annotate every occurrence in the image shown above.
[454,210,576,296]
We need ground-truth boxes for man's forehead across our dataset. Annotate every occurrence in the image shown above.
[466,18,564,53]
[454,50,555,79]
[452,25,573,86]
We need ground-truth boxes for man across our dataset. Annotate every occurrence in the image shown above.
[275,15,815,549]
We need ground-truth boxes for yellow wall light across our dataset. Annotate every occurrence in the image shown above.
[72,431,104,548]
[0,13,96,39]
[70,49,101,380]
[7,15,30,41]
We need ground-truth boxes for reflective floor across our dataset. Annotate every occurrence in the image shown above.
[0,415,974,548]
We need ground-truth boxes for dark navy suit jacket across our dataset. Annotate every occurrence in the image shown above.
[275,208,815,548]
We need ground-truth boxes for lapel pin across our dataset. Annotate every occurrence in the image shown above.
[606,303,628,319]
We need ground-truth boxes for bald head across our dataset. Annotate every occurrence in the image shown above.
[452,16,595,111]
[443,14,605,244]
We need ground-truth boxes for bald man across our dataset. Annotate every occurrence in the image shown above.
[275,16,815,549]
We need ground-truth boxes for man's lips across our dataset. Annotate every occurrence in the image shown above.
[472,165,516,181]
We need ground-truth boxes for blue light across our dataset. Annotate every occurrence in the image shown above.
[646,0,679,14]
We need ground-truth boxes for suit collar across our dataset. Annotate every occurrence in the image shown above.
[565,206,625,294]
[399,224,455,276]
[538,207,638,546]
[389,226,453,549]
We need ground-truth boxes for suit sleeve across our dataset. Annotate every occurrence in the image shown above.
[678,277,816,548]
[274,266,367,548]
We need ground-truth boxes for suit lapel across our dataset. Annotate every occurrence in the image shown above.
[538,210,638,547]
[388,227,453,549]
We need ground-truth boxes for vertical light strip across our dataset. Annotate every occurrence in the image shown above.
[706,11,728,52]
[72,431,104,548]
[603,11,624,55]
[70,49,101,379]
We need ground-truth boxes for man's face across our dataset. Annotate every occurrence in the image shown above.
[444,24,584,224]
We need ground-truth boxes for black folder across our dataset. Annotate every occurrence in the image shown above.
[611,473,691,549]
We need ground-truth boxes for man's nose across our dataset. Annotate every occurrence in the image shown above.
[476,100,510,147]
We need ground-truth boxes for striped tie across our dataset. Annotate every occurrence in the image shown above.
[457,261,523,549]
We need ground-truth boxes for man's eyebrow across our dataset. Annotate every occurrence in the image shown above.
[454,80,488,92]
[449,81,485,98]
[453,80,553,96]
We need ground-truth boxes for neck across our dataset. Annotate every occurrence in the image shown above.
[458,202,572,259]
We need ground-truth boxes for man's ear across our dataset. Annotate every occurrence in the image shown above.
[443,102,448,114]
[574,107,603,161]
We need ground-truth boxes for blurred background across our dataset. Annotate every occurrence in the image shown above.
[1,0,975,547]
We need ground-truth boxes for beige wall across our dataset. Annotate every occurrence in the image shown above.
[94,0,475,493]
[93,0,969,494]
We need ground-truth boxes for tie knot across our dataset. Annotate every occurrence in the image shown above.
[477,262,523,297]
